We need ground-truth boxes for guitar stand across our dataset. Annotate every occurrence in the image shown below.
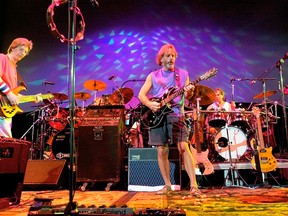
[253,172,281,188]
[197,172,214,189]
[221,124,250,188]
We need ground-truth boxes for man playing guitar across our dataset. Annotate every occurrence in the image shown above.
[138,43,201,196]
[0,38,43,137]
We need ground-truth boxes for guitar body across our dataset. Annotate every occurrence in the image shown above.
[0,86,54,118]
[251,146,278,173]
[191,147,214,175]
[141,89,175,128]
[0,86,26,118]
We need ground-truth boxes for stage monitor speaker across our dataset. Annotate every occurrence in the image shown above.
[77,125,124,183]
[24,160,68,190]
[0,138,31,205]
[128,147,181,190]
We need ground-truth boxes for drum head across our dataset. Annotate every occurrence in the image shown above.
[214,126,247,160]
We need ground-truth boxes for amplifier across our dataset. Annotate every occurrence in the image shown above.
[128,148,181,191]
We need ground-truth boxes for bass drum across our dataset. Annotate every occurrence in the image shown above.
[214,126,247,160]
[52,129,71,160]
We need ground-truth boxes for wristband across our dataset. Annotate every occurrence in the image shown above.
[0,82,11,95]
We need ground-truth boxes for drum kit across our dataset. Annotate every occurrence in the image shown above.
[185,84,279,162]
[37,79,139,159]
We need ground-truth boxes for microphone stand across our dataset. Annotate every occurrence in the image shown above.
[276,61,288,148]
[120,79,146,88]
[64,0,78,215]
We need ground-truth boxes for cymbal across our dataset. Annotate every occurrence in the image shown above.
[108,87,134,105]
[83,80,107,91]
[52,93,68,101]
[75,92,91,100]
[253,90,277,99]
[188,84,216,106]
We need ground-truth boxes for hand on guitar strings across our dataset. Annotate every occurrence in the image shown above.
[148,100,160,112]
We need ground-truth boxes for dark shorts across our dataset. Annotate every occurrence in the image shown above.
[148,115,189,146]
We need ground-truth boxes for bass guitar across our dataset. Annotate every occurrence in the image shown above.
[141,68,218,129]
[0,86,54,118]
[190,109,214,175]
[251,107,277,173]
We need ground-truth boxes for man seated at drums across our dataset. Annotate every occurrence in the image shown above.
[206,88,235,137]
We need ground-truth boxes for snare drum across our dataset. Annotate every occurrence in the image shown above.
[207,109,228,128]
[214,126,247,160]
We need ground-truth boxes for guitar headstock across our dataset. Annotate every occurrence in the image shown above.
[199,67,218,81]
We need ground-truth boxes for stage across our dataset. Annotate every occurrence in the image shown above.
[1,158,288,216]
[1,186,288,216]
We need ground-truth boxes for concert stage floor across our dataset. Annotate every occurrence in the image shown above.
[1,186,288,216]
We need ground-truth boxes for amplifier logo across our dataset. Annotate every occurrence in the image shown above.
[93,127,104,140]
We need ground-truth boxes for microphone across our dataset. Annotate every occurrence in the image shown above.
[90,0,99,7]
[230,78,242,82]
[282,52,288,60]
[276,52,288,67]
[43,81,55,85]
[108,75,115,80]
[250,80,256,85]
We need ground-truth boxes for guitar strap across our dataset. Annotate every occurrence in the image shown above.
[17,71,28,90]
[157,68,181,90]
[174,68,181,88]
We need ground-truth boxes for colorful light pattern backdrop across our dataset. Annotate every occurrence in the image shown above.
[1,0,288,111]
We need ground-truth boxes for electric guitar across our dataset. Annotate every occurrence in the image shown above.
[190,109,214,175]
[251,107,277,173]
[140,68,218,129]
[0,86,54,118]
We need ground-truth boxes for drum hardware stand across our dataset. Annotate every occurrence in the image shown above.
[221,122,249,188]
[21,104,50,159]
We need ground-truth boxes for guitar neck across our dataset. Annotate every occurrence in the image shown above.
[256,115,265,149]
[18,94,53,104]
[162,76,203,105]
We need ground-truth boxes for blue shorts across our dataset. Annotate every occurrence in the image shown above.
[148,115,189,146]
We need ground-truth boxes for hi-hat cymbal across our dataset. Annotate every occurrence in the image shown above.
[108,87,134,105]
[75,92,91,100]
[83,80,107,91]
[253,90,277,99]
[188,84,216,106]
[52,93,68,101]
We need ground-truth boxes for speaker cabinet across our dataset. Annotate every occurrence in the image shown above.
[24,160,68,190]
[128,148,181,191]
[77,125,124,182]
[0,138,31,205]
